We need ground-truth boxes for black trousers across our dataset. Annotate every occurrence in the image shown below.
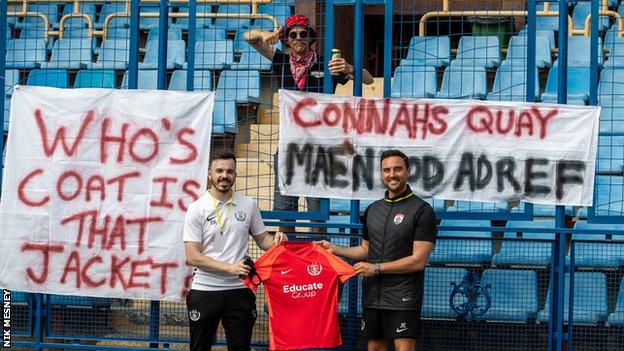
[186,288,257,351]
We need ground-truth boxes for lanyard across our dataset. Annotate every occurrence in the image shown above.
[212,196,233,233]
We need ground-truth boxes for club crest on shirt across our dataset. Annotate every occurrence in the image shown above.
[235,210,246,221]
[307,263,322,276]
[393,213,405,225]
[189,309,201,322]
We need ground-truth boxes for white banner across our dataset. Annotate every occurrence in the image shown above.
[0,86,214,301]
[278,89,600,206]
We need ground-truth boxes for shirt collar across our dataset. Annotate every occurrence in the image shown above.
[207,190,237,206]
[383,185,414,203]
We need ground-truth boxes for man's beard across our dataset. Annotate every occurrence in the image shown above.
[212,178,232,193]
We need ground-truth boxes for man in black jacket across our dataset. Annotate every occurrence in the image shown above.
[318,149,437,351]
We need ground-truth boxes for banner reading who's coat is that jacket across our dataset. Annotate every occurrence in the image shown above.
[0,86,214,301]
[277,89,600,206]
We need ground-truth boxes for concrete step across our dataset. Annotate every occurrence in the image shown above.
[236,158,273,177]
[235,143,278,158]
[258,107,280,124]
[249,124,279,142]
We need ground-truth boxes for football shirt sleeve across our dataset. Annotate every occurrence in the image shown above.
[315,243,355,282]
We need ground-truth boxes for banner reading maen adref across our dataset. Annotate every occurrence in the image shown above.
[278,89,600,206]
[0,86,214,301]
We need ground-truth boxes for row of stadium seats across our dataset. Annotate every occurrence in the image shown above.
[330,218,624,267]
[423,268,624,326]
[7,2,293,30]
[3,69,242,134]
[5,36,273,71]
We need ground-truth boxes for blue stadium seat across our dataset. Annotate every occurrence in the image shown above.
[436,65,487,99]
[61,3,97,26]
[391,65,437,98]
[487,62,539,101]
[597,135,624,175]
[27,69,68,88]
[572,221,624,268]
[233,50,272,70]
[513,201,575,217]
[504,35,552,69]
[607,277,624,326]
[4,97,10,132]
[428,220,492,265]
[572,3,610,31]
[518,29,555,50]
[23,3,60,28]
[74,70,116,88]
[454,36,500,69]
[175,4,213,28]
[212,100,237,134]
[61,25,90,39]
[140,39,185,69]
[6,38,47,69]
[536,14,559,31]
[96,3,127,29]
[538,272,608,325]
[215,70,260,103]
[446,201,509,212]
[215,5,252,29]
[480,269,538,322]
[598,67,624,106]
[590,175,624,217]
[103,17,131,41]
[195,27,227,41]
[603,38,624,69]
[19,26,49,41]
[89,39,130,70]
[604,25,619,49]
[4,69,20,97]
[400,36,451,68]
[492,220,554,266]
[139,7,163,30]
[541,66,590,105]
[187,40,234,70]
[329,199,374,214]
[257,4,292,26]
[425,198,446,212]
[147,28,183,43]
[422,267,468,320]
[40,38,93,69]
[49,294,110,307]
[168,70,213,91]
[326,215,354,235]
[121,70,158,90]
[599,107,624,133]
[553,36,603,67]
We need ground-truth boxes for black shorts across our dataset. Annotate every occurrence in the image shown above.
[361,308,421,340]
[186,288,257,351]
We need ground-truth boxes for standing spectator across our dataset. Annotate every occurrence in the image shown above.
[244,15,374,229]
[317,149,437,351]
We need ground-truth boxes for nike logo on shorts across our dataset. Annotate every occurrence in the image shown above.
[396,327,409,333]
[402,296,413,301]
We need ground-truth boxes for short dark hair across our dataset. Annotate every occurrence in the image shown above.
[210,150,236,168]
[380,149,409,169]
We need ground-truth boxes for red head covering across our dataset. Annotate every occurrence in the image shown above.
[281,15,318,46]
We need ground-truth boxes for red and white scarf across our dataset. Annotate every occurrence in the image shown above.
[289,51,316,90]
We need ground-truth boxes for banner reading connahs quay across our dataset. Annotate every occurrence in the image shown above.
[277,89,600,206]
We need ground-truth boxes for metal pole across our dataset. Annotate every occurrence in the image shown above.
[128,0,141,89]
[0,0,7,192]
[156,0,169,90]
[551,2,569,350]
[187,0,198,91]
[323,0,335,94]
[382,0,393,98]
[525,0,537,103]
